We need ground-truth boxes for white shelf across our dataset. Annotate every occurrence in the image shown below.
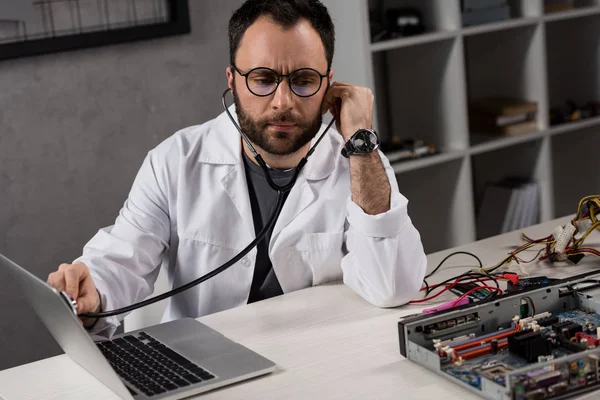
[469,131,546,155]
[370,31,456,52]
[389,150,465,174]
[544,6,600,22]
[461,17,539,36]
[547,116,600,136]
[325,0,600,253]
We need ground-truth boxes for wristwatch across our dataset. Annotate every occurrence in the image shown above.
[341,128,380,158]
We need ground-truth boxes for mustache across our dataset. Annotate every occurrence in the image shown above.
[260,111,301,126]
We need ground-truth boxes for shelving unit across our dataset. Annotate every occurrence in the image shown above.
[324,0,600,253]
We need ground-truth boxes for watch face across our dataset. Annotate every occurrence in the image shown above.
[352,130,378,152]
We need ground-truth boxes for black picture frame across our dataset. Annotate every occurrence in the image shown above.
[0,0,191,62]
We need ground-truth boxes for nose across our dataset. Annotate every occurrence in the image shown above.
[271,78,294,112]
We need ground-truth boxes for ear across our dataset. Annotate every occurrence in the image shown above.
[328,68,334,83]
[226,66,234,91]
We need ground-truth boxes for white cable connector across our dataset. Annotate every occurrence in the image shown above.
[552,225,564,241]
[553,223,576,254]
[576,219,593,233]
[575,219,593,240]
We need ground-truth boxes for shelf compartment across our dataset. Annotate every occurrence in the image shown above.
[546,13,600,129]
[461,0,542,30]
[551,125,600,218]
[471,139,545,240]
[374,37,468,152]
[368,0,460,46]
[465,24,548,146]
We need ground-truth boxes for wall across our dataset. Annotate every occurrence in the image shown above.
[0,0,245,371]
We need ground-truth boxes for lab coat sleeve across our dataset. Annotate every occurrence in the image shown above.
[74,148,172,338]
[340,151,427,308]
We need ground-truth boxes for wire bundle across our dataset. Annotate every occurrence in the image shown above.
[409,251,504,305]
[411,195,600,308]
[482,195,600,274]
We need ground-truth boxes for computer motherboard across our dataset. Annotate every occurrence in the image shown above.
[398,274,600,399]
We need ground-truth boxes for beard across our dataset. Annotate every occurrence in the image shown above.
[232,79,322,156]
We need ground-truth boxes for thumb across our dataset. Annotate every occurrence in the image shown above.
[77,295,100,314]
[76,287,99,314]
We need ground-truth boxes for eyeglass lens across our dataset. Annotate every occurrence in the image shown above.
[246,68,322,97]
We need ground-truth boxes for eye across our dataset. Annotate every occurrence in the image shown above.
[248,69,278,86]
[253,76,276,84]
[291,71,319,86]
[255,78,275,85]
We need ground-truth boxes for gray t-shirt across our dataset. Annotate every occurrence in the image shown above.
[242,151,295,303]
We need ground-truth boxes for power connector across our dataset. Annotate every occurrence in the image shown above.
[576,219,592,234]
[554,223,576,253]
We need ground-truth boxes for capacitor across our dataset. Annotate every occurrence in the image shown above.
[491,339,498,355]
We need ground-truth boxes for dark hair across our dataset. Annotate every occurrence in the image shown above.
[229,0,335,69]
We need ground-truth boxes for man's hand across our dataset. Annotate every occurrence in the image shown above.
[321,81,374,140]
[321,81,390,215]
[47,262,101,327]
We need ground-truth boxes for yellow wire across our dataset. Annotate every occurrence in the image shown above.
[478,195,600,274]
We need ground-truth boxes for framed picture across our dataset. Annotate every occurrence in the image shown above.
[0,0,191,61]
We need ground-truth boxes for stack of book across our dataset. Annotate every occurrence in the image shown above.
[476,178,540,240]
[469,97,539,137]
[461,0,511,27]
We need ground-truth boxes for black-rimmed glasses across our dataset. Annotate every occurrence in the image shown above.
[232,65,329,98]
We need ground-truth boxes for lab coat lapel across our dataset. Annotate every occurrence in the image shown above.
[221,163,256,244]
[271,174,315,241]
[202,105,256,244]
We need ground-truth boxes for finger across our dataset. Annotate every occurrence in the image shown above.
[321,84,351,114]
[47,271,65,292]
[75,294,91,313]
[321,82,341,114]
[77,283,96,313]
[64,267,81,300]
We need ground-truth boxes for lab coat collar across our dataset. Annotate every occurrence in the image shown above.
[199,104,336,181]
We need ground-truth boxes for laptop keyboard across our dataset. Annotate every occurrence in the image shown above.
[97,331,215,397]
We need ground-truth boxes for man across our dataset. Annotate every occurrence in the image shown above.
[47,0,427,338]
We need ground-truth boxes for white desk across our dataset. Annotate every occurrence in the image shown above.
[2,216,600,400]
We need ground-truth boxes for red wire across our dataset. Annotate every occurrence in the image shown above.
[422,277,495,292]
[412,277,499,304]
[450,286,503,307]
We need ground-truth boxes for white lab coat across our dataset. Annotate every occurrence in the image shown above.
[78,107,427,338]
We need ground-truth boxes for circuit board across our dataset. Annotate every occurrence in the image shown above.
[443,348,573,390]
[442,309,600,391]
[554,309,600,328]
[427,306,600,400]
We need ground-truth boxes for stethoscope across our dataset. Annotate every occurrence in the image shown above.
[79,89,336,319]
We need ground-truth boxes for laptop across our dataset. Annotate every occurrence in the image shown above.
[1,253,276,399]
